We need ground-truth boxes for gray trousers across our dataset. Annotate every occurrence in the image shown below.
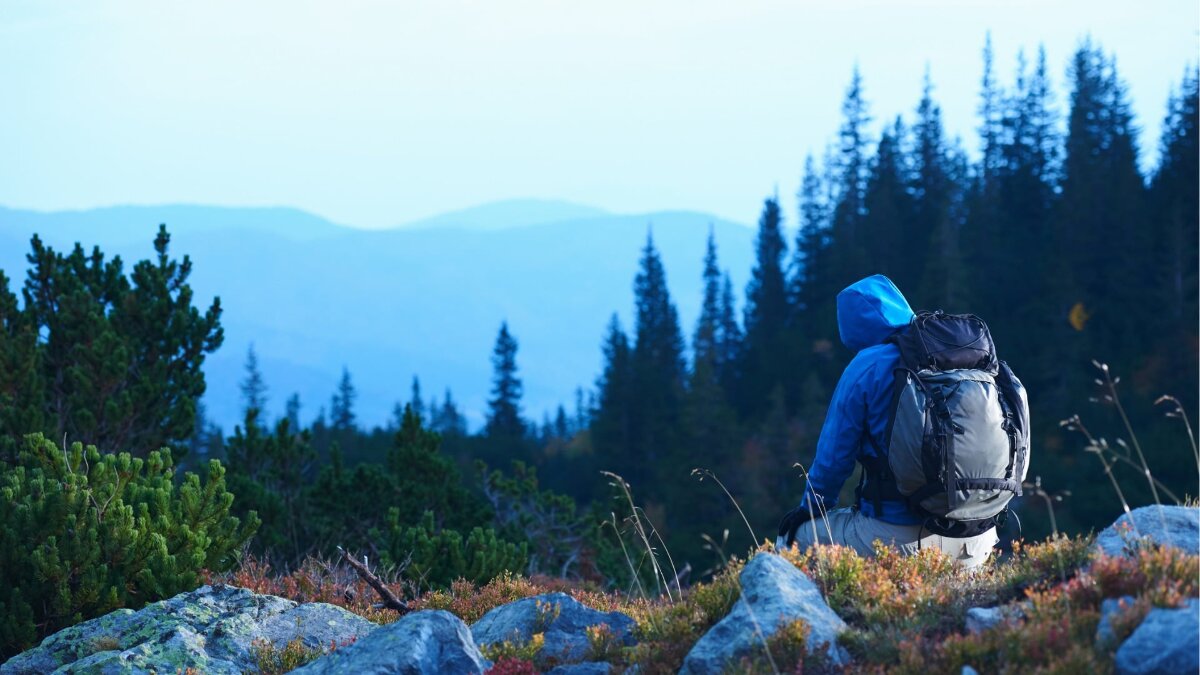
[778,507,998,569]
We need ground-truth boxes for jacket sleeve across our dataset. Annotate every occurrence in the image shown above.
[799,356,869,513]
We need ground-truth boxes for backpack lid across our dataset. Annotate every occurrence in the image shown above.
[890,311,998,373]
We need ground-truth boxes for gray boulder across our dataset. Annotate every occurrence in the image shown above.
[1094,505,1200,557]
[295,610,488,674]
[1114,598,1199,675]
[1096,595,1137,648]
[471,592,636,665]
[680,553,849,674]
[0,584,376,675]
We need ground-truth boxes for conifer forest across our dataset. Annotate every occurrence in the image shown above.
[0,36,1196,660]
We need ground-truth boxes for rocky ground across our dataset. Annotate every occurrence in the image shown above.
[3,505,1197,675]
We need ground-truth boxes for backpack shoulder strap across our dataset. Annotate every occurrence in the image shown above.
[858,368,912,516]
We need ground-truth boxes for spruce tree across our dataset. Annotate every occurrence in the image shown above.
[437,389,467,436]
[633,234,687,389]
[330,367,357,431]
[592,314,633,479]
[910,74,954,301]
[978,33,1006,182]
[240,344,268,420]
[860,118,913,284]
[828,66,873,285]
[919,140,971,311]
[684,235,742,554]
[788,154,840,396]
[410,376,425,423]
[486,322,525,440]
[739,197,791,415]
[573,386,589,434]
[629,233,687,522]
[1148,69,1199,405]
[1058,42,1148,382]
[981,46,1061,371]
[694,230,723,366]
[791,154,832,316]
[553,405,570,440]
[285,393,302,430]
[716,272,743,395]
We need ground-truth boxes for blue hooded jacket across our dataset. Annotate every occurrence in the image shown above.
[799,274,920,525]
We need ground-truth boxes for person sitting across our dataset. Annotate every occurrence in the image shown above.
[776,274,1029,569]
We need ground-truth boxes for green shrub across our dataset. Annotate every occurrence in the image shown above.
[0,434,258,657]
[381,510,527,589]
[479,632,545,663]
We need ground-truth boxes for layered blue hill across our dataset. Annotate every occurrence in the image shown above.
[0,200,756,431]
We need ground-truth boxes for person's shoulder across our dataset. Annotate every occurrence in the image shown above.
[849,342,901,367]
[844,343,902,380]
[855,343,900,360]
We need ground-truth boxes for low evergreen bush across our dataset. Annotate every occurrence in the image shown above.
[381,510,527,589]
[0,434,258,657]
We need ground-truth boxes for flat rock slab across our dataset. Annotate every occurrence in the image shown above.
[680,553,849,674]
[471,592,636,665]
[1114,598,1199,675]
[295,610,489,675]
[1094,505,1200,557]
[0,584,376,675]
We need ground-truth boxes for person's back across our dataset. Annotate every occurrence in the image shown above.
[776,274,1027,568]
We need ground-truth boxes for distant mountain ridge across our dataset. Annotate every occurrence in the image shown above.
[0,204,350,244]
[0,201,756,432]
[399,199,611,231]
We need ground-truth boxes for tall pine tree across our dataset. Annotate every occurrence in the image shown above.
[486,321,526,440]
[739,197,791,415]
[1058,42,1148,385]
[330,367,357,432]
[828,67,873,285]
[241,344,268,422]
[592,314,634,480]
[860,118,913,285]
[1148,69,1199,403]
[630,233,687,505]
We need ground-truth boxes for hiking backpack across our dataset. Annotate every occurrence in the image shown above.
[858,311,1030,537]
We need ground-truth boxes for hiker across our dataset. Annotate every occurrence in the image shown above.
[776,275,1030,568]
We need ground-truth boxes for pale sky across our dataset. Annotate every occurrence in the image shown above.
[2,1,1196,228]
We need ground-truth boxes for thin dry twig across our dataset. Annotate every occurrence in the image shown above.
[1061,414,1136,530]
[1022,475,1070,537]
[1093,361,1167,518]
[692,468,759,545]
[1155,394,1199,478]
[337,546,409,614]
[601,471,677,602]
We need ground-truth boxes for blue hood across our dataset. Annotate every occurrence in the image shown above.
[836,275,914,352]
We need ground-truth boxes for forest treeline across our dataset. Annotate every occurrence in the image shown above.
[1,38,1196,584]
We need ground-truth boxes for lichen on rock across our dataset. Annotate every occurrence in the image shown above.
[0,585,375,675]
[680,552,849,674]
